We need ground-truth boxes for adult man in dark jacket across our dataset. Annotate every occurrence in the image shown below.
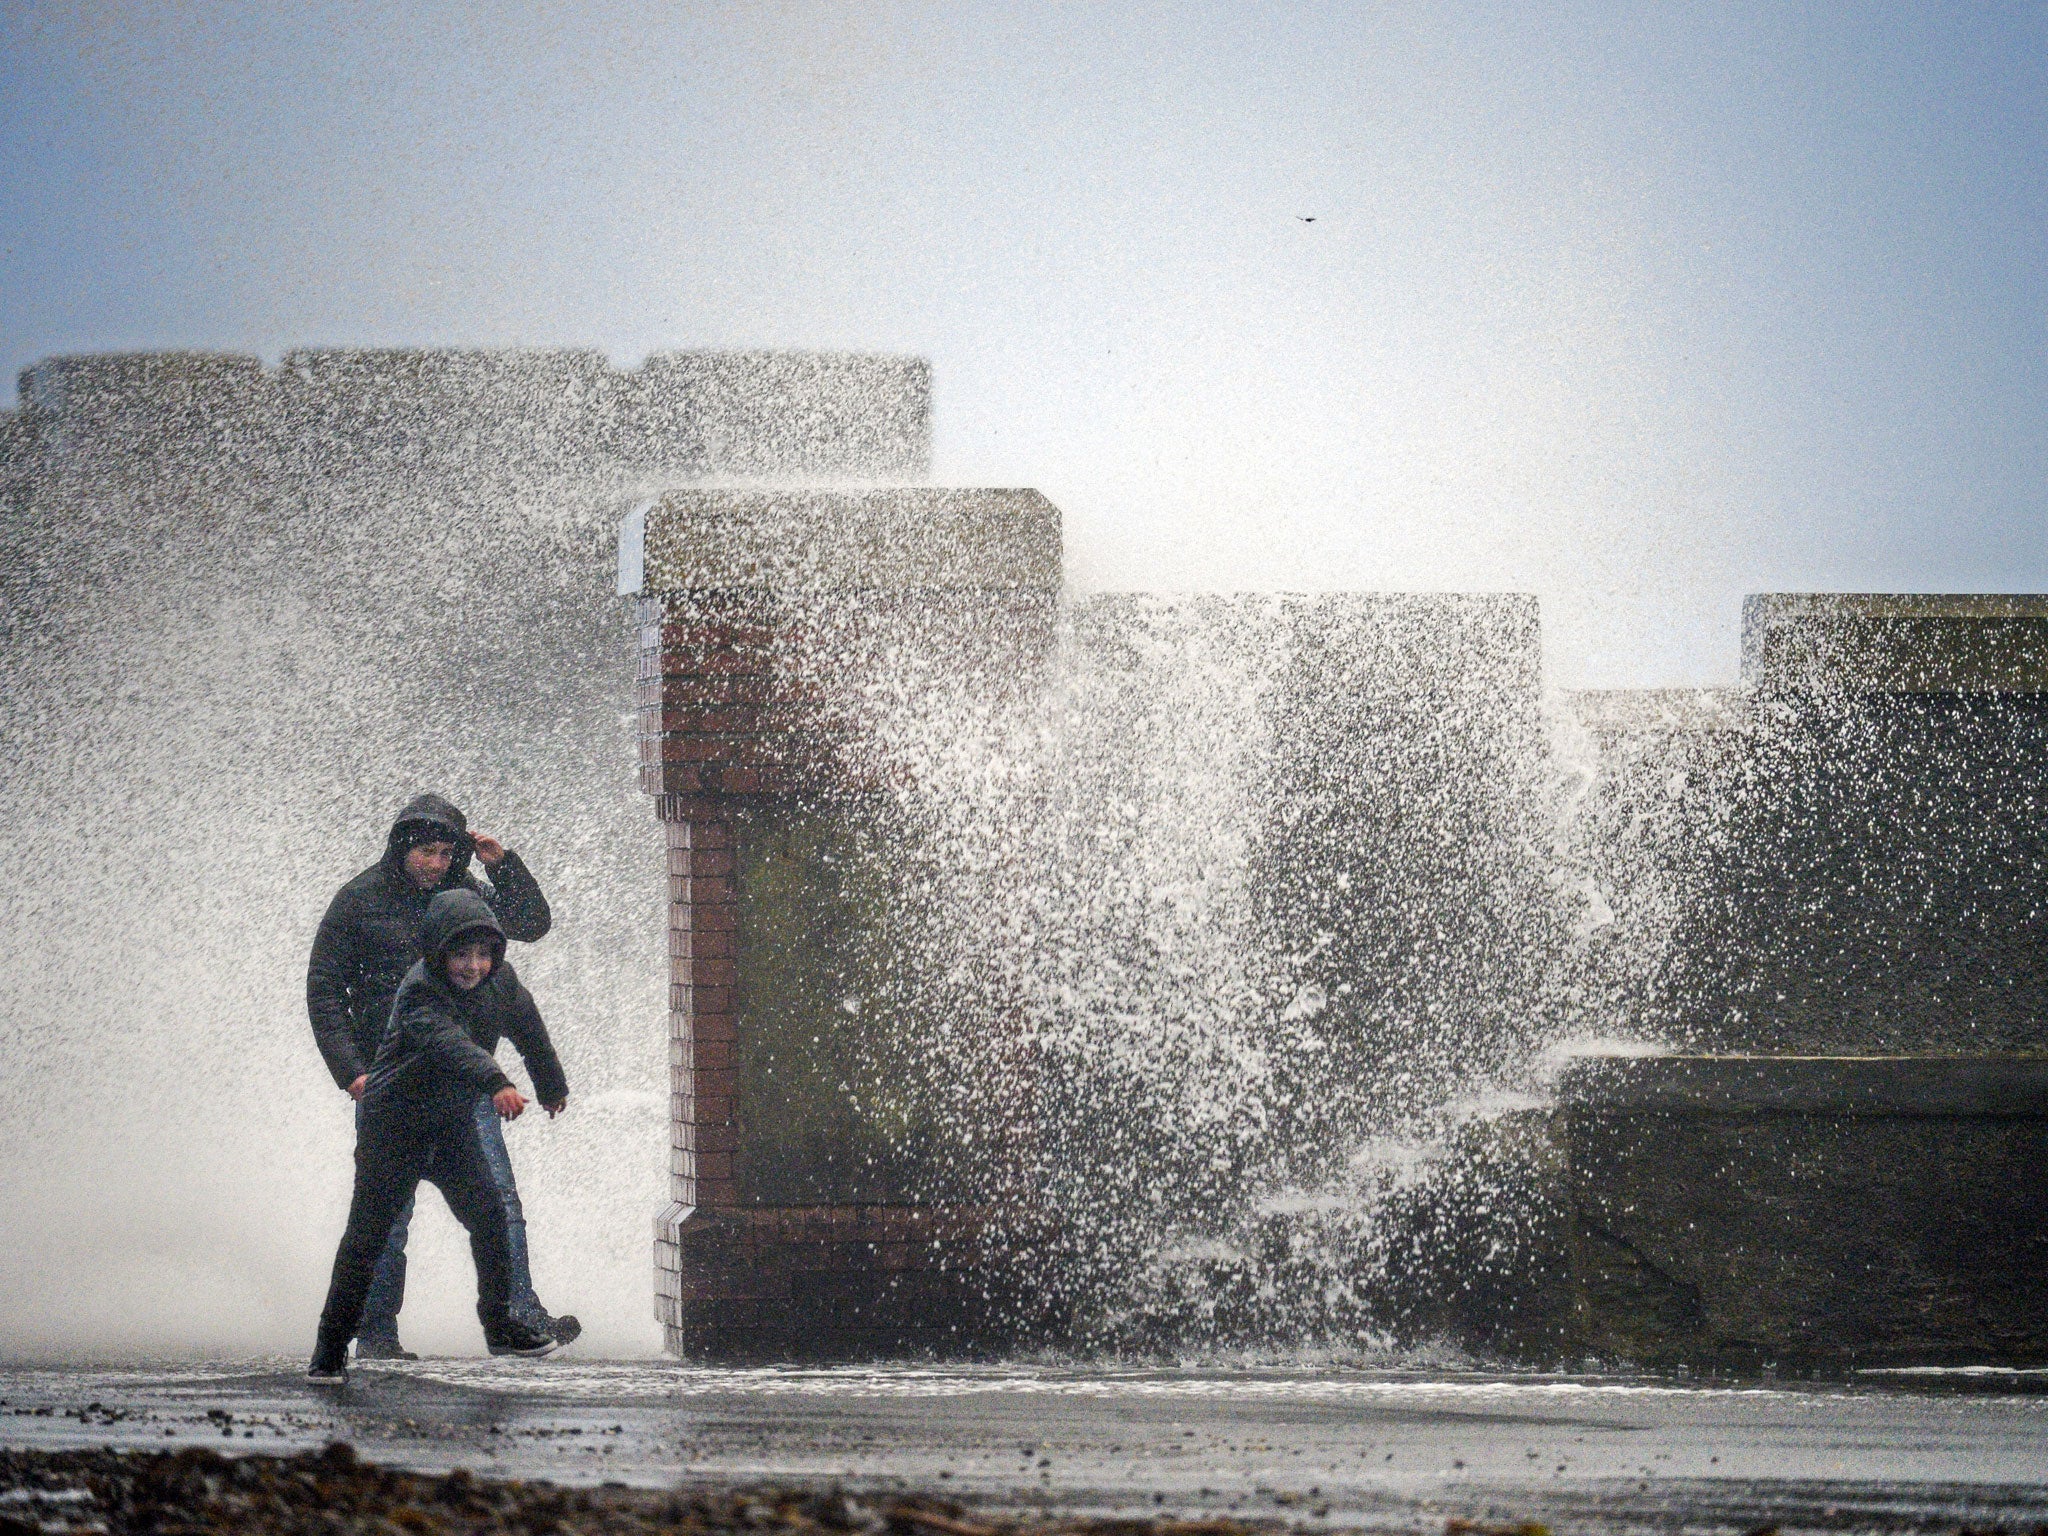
[306,793,571,1358]
[309,890,561,1381]
[309,793,550,1093]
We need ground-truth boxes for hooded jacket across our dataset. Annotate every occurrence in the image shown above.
[307,793,552,1090]
[464,964,570,1108]
[362,889,520,1112]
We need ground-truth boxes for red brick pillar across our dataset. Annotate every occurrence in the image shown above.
[661,805,738,1212]
[625,489,1061,1359]
[639,585,808,1327]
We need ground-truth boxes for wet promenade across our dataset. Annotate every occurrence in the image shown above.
[3,1360,2046,1533]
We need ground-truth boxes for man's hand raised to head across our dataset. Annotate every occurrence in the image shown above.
[493,1086,526,1121]
[471,835,506,868]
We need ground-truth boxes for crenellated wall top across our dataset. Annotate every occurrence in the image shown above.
[5,347,932,481]
[619,488,1063,595]
[1743,592,2048,693]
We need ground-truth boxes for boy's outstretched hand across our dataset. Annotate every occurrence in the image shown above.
[542,1096,568,1119]
[493,1086,526,1120]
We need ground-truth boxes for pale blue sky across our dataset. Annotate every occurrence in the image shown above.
[3,2,2043,684]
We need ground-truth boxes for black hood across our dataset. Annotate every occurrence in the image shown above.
[421,888,506,979]
[383,793,475,880]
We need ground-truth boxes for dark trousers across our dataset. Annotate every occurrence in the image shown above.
[316,1096,513,1352]
[355,1096,548,1340]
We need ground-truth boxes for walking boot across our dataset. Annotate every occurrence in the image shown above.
[485,1319,558,1358]
[307,1338,349,1385]
[512,1301,580,1349]
[353,1334,418,1361]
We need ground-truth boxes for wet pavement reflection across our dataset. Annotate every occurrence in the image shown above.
[3,1360,2046,1532]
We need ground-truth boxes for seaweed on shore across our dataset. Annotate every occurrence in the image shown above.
[0,1443,1273,1536]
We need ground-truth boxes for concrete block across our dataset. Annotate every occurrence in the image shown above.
[619,489,1061,596]
[1744,594,2048,694]
[1557,1053,2048,1370]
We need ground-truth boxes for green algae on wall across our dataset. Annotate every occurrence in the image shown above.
[730,800,971,1207]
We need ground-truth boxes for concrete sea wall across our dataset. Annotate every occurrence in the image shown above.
[622,563,2048,1365]
[8,345,2047,1369]
[1549,596,2048,1369]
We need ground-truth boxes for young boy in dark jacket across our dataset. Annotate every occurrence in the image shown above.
[309,889,560,1381]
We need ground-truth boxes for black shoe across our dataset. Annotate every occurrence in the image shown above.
[353,1336,418,1361]
[308,1343,349,1384]
[549,1314,582,1347]
[485,1321,557,1358]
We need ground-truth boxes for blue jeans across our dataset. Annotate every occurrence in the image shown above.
[356,1096,546,1341]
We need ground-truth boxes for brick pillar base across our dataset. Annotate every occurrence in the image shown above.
[655,1202,1009,1361]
